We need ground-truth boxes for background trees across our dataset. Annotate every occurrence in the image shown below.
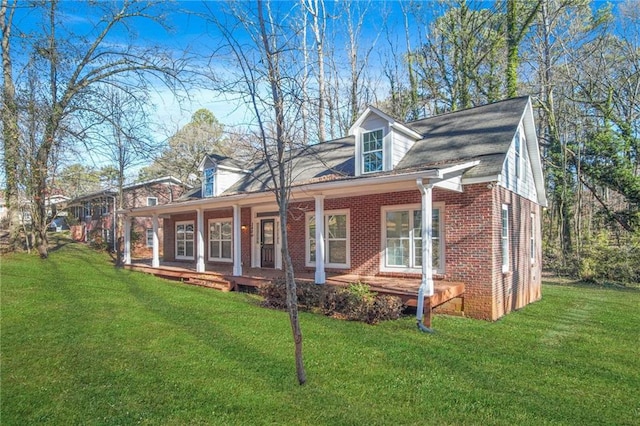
[2,2,637,278]
[1,0,187,257]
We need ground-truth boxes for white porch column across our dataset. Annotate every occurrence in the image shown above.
[314,195,326,284]
[152,214,160,268]
[196,208,205,272]
[416,179,434,330]
[123,217,131,265]
[232,204,242,276]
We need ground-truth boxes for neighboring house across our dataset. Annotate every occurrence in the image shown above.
[67,176,189,255]
[0,192,69,227]
[122,96,546,321]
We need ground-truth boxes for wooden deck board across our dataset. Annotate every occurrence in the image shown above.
[124,262,465,312]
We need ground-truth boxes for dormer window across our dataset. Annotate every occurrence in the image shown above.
[362,129,384,173]
[203,166,215,198]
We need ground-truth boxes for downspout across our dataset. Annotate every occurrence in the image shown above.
[416,178,434,333]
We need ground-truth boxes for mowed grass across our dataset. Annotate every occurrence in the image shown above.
[1,240,639,425]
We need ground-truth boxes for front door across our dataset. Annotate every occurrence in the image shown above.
[260,219,275,268]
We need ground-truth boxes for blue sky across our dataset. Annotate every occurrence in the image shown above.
[8,0,624,176]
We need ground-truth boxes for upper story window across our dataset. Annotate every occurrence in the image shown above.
[515,130,522,182]
[362,129,383,174]
[147,197,158,206]
[203,167,215,198]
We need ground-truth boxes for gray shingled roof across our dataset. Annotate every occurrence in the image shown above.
[398,96,529,178]
[185,96,528,199]
[225,136,356,194]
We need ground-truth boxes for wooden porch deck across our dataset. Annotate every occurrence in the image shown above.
[124,260,465,326]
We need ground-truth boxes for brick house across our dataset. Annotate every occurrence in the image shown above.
[122,96,546,321]
[67,176,189,256]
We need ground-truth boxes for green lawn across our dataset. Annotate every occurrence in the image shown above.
[1,239,639,425]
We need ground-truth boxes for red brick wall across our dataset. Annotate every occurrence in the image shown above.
[161,183,543,321]
[492,186,542,320]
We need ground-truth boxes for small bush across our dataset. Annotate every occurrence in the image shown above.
[259,279,404,324]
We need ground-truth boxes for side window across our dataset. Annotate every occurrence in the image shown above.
[502,205,509,272]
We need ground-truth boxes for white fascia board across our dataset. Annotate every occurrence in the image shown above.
[522,98,548,206]
[217,164,251,174]
[349,105,419,139]
[462,175,502,185]
[390,122,422,140]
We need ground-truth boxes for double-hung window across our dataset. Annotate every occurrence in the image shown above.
[502,205,510,272]
[530,213,536,264]
[208,219,232,262]
[203,167,215,198]
[382,205,442,273]
[146,228,154,247]
[306,211,349,268]
[362,129,383,173]
[176,221,195,260]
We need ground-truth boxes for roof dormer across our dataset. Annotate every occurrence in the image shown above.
[197,154,248,198]
[349,106,421,177]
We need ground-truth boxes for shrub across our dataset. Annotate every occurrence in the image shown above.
[258,279,404,324]
[580,231,640,287]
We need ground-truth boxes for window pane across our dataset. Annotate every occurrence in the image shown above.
[363,130,383,152]
[387,238,410,267]
[185,241,194,257]
[186,224,194,232]
[308,216,316,262]
[211,242,220,258]
[386,211,409,238]
[210,223,220,239]
[363,151,383,173]
[221,241,232,259]
[327,214,347,239]
[177,241,185,256]
[221,222,232,239]
[328,240,347,264]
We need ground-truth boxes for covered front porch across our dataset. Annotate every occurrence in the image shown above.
[123,259,465,327]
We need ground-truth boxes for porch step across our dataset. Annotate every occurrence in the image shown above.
[125,264,234,292]
[184,276,233,292]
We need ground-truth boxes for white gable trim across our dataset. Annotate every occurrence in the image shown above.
[520,98,547,206]
[349,105,421,139]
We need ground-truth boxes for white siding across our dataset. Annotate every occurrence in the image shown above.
[391,130,416,168]
[216,169,244,196]
[360,115,388,133]
[501,125,537,202]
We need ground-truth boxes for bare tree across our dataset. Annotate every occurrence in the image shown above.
[2,0,187,258]
[1,0,21,249]
[205,0,307,385]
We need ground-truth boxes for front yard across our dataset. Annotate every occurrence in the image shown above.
[1,239,638,425]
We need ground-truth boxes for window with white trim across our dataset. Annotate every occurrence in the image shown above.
[146,228,154,247]
[306,210,349,268]
[203,167,215,198]
[382,205,443,272]
[362,129,383,173]
[502,205,509,272]
[208,219,232,262]
[515,131,521,180]
[147,197,158,206]
[176,221,195,259]
[530,213,536,264]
